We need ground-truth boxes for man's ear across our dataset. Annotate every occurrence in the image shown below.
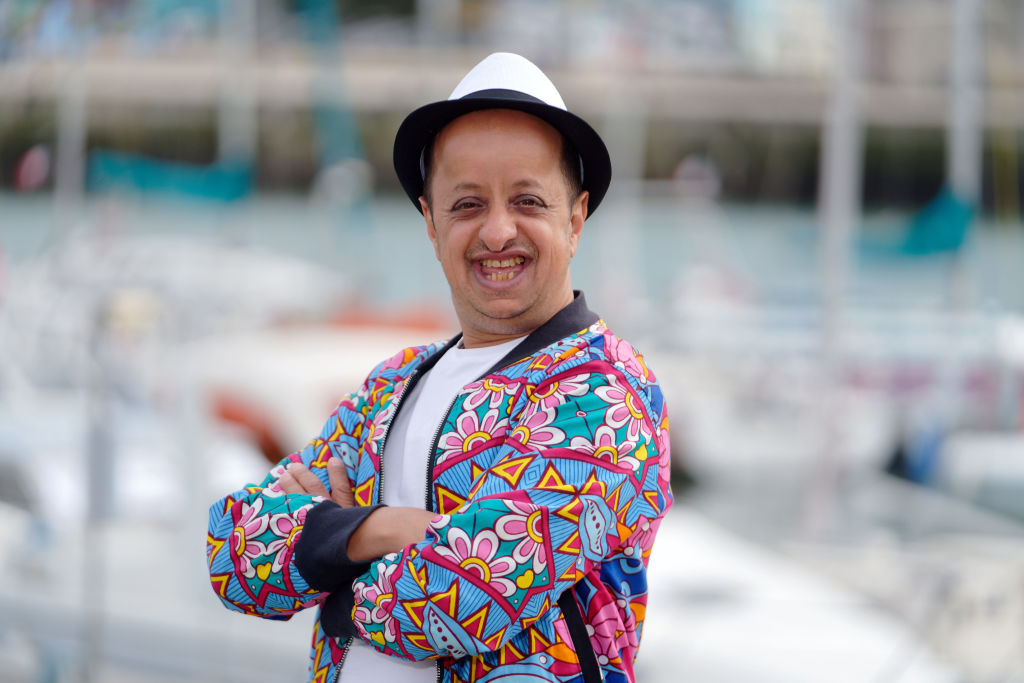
[420,196,441,261]
[568,190,588,257]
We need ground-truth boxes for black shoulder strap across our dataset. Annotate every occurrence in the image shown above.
[557,588,603,682]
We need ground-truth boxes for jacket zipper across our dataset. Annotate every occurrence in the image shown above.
[330,637,353,683]
[375,367,422,505]
[329,359,435,683]
[421,358,517,683]
[425,393,460,683]
[369,364,446,681]
[423,392,460,510]
[374,350,495,683]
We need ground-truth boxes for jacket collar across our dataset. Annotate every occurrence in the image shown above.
[500,290,599,366]
[420,291,600,378]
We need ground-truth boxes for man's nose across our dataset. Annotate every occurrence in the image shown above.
[479,205,517,251]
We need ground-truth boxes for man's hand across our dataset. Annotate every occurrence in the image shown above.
[347,507,437,562]
[278,459,354,508]
[278,459,434,562]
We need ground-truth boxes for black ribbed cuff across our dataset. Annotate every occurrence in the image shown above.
[321,583,362,638]
[294,500,384,593]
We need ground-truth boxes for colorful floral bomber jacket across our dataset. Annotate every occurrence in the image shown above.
[207,293,673,683]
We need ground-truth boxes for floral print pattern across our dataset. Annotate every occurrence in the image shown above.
[494,500,549,575]
[595,373,653,444]
[508,404,565,448]
[569,424,641,473]
[528,376,589,410]
[434,528,518,597]
[353,558,403,644]
[231,498,271,579]
[206,305,672,683]
[437,408,508,462]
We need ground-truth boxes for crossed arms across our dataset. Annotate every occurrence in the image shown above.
[277,459,435,562]
[206,353,670,661]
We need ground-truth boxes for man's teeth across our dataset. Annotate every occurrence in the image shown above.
[480,257,525,268]
[480,256,525,281]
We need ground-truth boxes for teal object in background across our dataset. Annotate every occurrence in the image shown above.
[901,186,974,255]
[87,150,253,201]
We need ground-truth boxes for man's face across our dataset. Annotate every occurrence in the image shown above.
[420,109,589,347]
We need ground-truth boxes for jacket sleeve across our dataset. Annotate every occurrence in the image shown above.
[205,379,372,620]
[347,360,672,660]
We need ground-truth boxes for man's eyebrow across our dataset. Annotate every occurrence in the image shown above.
[446,179,546,194]
[511,179,544,190]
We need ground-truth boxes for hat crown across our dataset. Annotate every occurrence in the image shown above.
[448,52,567,111]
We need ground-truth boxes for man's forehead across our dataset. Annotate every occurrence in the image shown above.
[434,108,563,149]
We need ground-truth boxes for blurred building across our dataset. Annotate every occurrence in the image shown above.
[0,0,1021,209]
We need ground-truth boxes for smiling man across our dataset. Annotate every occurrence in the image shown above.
[207,53,673,683]
[423,107,585,347]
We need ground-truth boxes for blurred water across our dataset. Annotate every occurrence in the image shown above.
[3,191,1022,317]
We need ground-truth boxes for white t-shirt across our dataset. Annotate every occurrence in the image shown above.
[338,336,525,683]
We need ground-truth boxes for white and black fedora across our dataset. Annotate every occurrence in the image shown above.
[393,52,612,217]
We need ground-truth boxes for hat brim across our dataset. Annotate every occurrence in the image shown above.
[393,91,612,218]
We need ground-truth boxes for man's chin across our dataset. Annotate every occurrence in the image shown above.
[466,302,537,333]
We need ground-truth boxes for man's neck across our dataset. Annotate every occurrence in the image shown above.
[459,330,531,349]
[459,288,576,349]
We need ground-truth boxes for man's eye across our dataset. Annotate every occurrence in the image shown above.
[516,196,545,208]
[452,200,480,211]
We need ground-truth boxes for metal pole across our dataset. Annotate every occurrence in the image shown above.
[809,0,864,535]
[947,0,983,206]
[218,0,258,165]
[599,76,650,333]
[54,49,87,239]
[81,299,113,683]
[936,0,983,437]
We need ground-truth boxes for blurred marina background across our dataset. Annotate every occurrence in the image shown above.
[1,0,1024,681]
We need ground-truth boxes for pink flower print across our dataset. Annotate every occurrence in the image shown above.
[263,460,295,497]
[655,426,672,483]
[569,425,639,472]
[588,598,636,669]
[595,376,652,444]
[380,347,413,371]
[495,502,549,575]
[626,516,661,558]
[604,335,647,383]
[268,461,288,480]
[231,497,272,579]
[462,377,521,412]
[434,528,517,597]
[263,507,307,573]
[529,377,588,410]
[365,395,398,457]
[437,409,508,462]
[509,405,566,449]
[353,560,402,643]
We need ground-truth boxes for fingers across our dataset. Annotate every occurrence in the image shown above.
[327,458,355,508]
[275,459,351,506]
[277,468,304,495]
[279,462,329,498]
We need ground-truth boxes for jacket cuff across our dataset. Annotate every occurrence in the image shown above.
[294,500,385,592]
[320,582,361,639]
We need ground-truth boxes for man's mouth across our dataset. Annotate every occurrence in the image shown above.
[479,256,526,281]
